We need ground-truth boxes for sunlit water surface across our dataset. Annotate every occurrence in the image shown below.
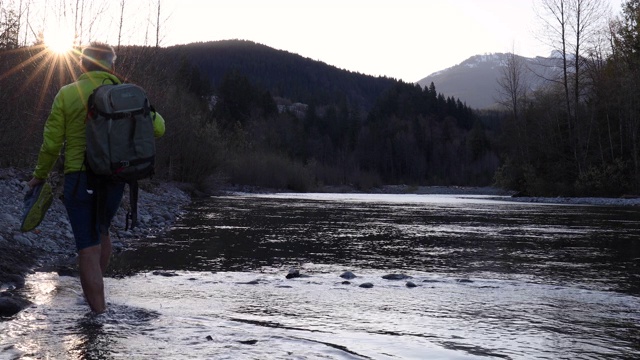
[2,193,639,359]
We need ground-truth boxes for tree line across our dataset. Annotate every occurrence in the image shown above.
[0,41,490,192]
[0,0,164,49]
[495,0,640,197]
[1,0,639,197]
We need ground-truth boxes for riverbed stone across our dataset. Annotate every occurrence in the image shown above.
[0,274,26,289]
[382,273,412,280]
[286,269,300,279]
[238,340,258,345]
[359,282,374,288]
[237,280,260,285]
[152,271,179,277]
[0,213,17,224]
[12,234,32,247]
[286,268,312,279]
[340,271,357,279]
[406,281,417,288]
[0,296,32,317]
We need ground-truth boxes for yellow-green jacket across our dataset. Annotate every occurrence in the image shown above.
[33,71,165,179]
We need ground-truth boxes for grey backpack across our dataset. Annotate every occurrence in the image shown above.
[85,83,156,229]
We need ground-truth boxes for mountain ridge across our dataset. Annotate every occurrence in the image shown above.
[167,40,555,112]
[165,40,400,112]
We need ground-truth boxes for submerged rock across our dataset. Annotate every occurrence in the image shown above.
[238,339,258,345]
[457,278,474,283]
[286,268,311,279]
[382,273,412,280]
[57,266,78,277]
[0,296,32,317]
[237,280,260,285]
[406,281,417,288]
[0,274,25,289]
[340,271,357,279]
[359,282,374,288]
[152,271,179,277]
[286,269,300,279]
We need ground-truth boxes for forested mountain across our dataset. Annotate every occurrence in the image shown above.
[166,40,398,112]
[167,40,492,188]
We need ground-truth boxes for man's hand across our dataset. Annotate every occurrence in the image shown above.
[27,177,45,189]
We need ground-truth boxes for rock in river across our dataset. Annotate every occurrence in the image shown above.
[340,271,357,279]
[382,273,412,280]
[0,295,32,317]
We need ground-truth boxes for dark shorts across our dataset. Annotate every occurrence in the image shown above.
[63,172,125,251]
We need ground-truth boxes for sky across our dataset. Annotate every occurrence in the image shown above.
[24,0,623,83]
[160,0,624,83]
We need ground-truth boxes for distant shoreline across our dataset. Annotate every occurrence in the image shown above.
[220,184,640,207]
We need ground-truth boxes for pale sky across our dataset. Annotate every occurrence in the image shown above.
[160,0,623,83]
[25,0,623,83]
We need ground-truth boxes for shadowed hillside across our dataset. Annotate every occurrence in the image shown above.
[166,40,399,112]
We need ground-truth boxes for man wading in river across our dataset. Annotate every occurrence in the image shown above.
[28,43,166,313]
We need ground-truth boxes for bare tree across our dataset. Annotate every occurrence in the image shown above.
[497,50,528,122]
[0,7,20,49]
[117,0,124,50]
[155,0,160,48]
[535,0,609,175]
[73,0,86,45]
[497,50,530,160]
[21,0,32,46]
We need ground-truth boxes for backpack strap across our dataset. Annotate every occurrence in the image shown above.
[93,107,147,119]
[125,180,139,230]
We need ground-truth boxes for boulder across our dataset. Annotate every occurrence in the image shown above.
[0,296,32,317]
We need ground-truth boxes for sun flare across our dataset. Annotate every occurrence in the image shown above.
[44,24,76,54]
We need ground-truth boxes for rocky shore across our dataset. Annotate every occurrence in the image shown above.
[0,167,192,317]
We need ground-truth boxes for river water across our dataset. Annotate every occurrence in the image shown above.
[1,193,639,359]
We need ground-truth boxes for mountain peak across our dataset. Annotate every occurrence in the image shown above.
[417,53,554,110]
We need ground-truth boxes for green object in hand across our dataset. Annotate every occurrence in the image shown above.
[20,182,53,232]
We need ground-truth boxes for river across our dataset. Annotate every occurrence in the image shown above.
[1,193,639,359]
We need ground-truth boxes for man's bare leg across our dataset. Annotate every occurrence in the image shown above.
[100,234,112,274]
[78,244,106,313]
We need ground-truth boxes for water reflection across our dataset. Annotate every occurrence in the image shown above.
[114,194,640,295]
[1,274,160,360]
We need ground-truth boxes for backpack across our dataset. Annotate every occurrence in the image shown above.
[85,83,156,230]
